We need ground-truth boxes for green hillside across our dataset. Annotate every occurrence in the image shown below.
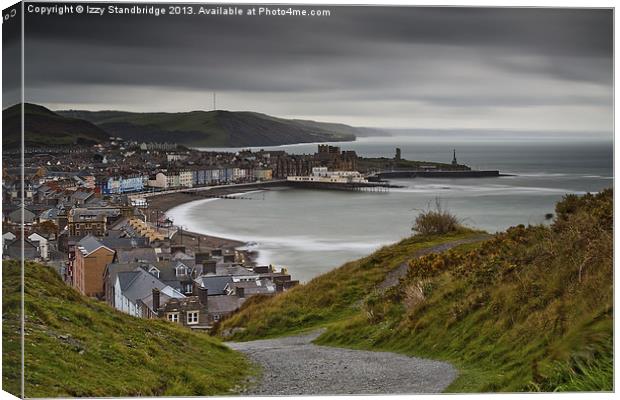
[218,189,613,392]
[217,230,484,340]
[57,109,359,147]
[2,261,255,397]
[2,103,110,148]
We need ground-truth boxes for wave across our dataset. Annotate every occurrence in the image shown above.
[389,183,589,196]
[166,183,598,273]
[581,175,613,179]
[506,172,571,177]
[505,171,613,180]
[166,193,392,256]
[166,190,265,219]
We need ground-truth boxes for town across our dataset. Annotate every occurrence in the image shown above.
[2,138,474,330]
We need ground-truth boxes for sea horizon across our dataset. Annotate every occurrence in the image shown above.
[169,135,613,283]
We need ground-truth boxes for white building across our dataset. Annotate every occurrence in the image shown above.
[166,153,188,162]
[114,268,185,318]
[167,173,180,188]
[179,170,193,188]
[287,167,369,184]
[27,232,49,260]
[147,172,181,189]
[148,172,168,189]
[2,232,16,247]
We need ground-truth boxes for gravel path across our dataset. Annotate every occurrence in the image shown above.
[378,234,492,290]
[227,236,492,395]
[227,330,458,395]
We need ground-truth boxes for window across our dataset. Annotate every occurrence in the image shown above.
[185,283,193,293]
[148,267,160,278]
[187,311,199,325]
[167,313,179,323]
[176,266,186,276]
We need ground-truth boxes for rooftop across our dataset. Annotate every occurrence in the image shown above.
[77,235,113,256]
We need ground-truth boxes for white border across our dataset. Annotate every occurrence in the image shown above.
[0,1,616,400]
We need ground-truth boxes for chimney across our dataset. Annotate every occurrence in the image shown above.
[194,281,209,307]
[276,282,284,293]
[198,284,209,306]
[236,286,245,298]
[152,288,160,312]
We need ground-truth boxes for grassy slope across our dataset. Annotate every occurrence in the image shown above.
[219,190,613,392]
[217,230,483,340]
[2,103,109,148]
[58,109,357,147]
[2,261,256,397]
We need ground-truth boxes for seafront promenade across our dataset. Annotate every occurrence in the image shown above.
[129,179,288,201]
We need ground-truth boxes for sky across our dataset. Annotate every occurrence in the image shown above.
[3,3,614,132]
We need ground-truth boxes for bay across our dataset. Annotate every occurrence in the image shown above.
[172,134,613,283]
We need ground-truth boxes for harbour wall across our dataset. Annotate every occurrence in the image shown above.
[376,170,501,179]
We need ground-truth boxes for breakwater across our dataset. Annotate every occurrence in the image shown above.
[375,170,501,179]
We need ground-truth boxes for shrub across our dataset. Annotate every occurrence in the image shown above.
[412,199,461,235]
[403,279,432,310]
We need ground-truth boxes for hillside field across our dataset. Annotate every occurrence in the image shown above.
[2,261,256,397]
[57,109,360,147]
[218,189,613,392]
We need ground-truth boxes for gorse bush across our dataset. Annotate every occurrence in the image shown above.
[220,189,612,392]
[217,231,480,340]
[412,199,462,235]
[318,188,613,392]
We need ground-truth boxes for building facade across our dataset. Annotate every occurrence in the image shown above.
[73,236,116,298]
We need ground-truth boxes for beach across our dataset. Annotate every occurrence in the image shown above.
[145,182,285,254]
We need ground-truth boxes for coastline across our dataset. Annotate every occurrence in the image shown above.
[146,182,286,253]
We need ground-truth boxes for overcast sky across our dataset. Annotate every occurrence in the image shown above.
[5,4,613,132]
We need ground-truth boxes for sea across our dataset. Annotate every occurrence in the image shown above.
[168,133,613,283]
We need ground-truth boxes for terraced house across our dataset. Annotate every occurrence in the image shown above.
[179,170,194,188]
[101,175,146,194]
[67,207,121,236]
[113,267,185,318]
[157,285,210,330]
[73,235,115,298]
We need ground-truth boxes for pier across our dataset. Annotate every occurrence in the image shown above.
[286,167,400,192]
[285,180,395,192]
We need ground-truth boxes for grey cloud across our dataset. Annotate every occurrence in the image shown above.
[12,3,613,131]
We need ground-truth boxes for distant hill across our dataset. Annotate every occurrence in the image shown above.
[57,109,365,147]
[2,103,110,148]
[2,261,254,397]
[219,190,613,392]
